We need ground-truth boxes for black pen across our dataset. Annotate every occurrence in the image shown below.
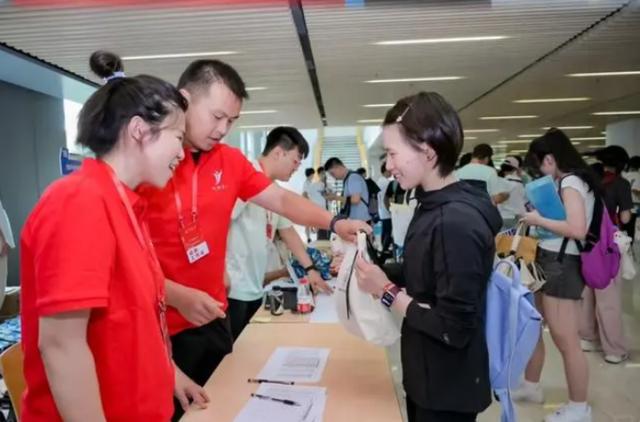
[251,393,300,406]
[248,378,295,385]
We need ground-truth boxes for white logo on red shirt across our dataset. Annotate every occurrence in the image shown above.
[213,170,223,185]
[212,170,226,192]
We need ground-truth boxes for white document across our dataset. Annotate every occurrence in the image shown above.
[233,384,327,422]
[257,347,330,383]
[309,291,339,324]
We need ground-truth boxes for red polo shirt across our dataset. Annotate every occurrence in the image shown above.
[20,159,174,421]
[142,144,272,335]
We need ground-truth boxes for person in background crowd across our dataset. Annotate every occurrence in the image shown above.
[497,156,527,229]
[357,92,500,422]
[302,167,317,242]
[580,145,631,364]
[0,197,14,309]
[516,128,596,422]
[20,50,207,422]
[456,143,509,205]
[377,162,393,252]
[139,59,370,420]
[457,152,472,169]
[324,158,372,223]
[314,166,332,240]
[622,155,640,241]
[226,127,332,340]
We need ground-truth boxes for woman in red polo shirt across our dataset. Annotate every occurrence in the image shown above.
[20,51,208,421]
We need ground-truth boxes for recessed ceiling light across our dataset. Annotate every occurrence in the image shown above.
[518,134,543,138]
[362,104,395,108]
[374,35,509,46]
[480,115,538,120]
[238,124,291,129]
[510,149,529,154]
[513,97,590,103]
[592,111,640,116]
[498,140,532,144]
[246,87,268,91]
[465,136,478,140]
[542,126,593,130]
[601,131,607,135]
[365,76,464,83]
[572,142,581,145]
[122,51,238,60]
[567,71,640,77]
[240,110,277,115]
[464,129,500,133]
[357,119,384,124]
[572,137,606,141]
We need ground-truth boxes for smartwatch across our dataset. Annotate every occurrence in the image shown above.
[381,283,401,309]
[304,264,318,274]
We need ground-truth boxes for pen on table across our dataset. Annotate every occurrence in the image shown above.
[251,393,300,406]
[248,378,295,385]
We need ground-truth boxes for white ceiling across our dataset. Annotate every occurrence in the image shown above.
[1,0,639,155]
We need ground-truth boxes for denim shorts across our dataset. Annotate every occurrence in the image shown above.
[536,248,585,300]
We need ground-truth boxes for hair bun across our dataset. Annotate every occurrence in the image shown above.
[89,50,124,79]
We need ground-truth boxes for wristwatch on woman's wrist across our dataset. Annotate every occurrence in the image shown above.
[381,283,401,309]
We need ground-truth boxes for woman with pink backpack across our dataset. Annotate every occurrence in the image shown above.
[513,129,598,422]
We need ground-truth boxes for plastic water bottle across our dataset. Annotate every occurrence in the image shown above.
[296,277,315,314]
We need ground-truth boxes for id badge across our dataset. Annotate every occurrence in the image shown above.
[180,221,210,264]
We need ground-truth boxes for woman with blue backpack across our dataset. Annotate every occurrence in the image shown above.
[355,92,502,422]
[515,129,597,422]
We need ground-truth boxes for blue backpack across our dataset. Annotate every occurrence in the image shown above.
[486,259,543,422]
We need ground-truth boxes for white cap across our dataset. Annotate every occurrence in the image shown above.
[504,156,520,169]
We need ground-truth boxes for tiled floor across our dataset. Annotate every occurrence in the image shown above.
[386,275,640,422]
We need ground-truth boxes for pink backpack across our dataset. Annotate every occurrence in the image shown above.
[558,182,620,289]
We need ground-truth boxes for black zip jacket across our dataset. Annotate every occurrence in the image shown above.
[401,181,502,413]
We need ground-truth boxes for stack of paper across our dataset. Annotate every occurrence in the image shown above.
[234,384,327,422]
[257,347,330,383]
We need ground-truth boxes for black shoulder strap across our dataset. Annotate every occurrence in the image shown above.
[557,174,600,262]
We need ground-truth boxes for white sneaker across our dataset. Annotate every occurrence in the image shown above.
[604,353,629,364]
[580,339,602,352]
[510,381,544,404]
[544,403,592,422]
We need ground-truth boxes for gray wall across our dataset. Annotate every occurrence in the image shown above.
[0,80,66,286]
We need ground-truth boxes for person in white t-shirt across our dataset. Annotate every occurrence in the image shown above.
[456,143,509,205]
[514,129,596,422]
[377,163,393,251]
[226,127,332,340]
[497,156,527,229]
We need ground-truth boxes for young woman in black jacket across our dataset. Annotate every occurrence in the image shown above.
[356,92,502,422]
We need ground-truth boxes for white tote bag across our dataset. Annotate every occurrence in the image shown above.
[334,233,400,346]
[614,231,636,280]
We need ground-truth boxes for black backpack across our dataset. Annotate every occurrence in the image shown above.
[340,172,380,222]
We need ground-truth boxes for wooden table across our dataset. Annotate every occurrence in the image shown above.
[180,323,403,422]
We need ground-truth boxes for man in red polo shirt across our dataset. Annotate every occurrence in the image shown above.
[142,60,369,419]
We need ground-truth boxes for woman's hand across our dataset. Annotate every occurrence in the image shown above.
[522,209,542,227]
[355,254,389,298]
